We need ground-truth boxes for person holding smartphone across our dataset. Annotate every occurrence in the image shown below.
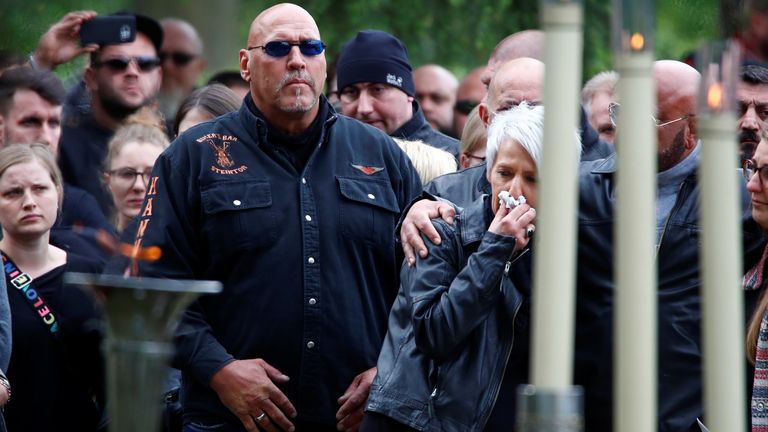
[31,10,165,218]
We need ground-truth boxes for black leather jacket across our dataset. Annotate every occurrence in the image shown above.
[366,195,532,431]
[574,154,766,431]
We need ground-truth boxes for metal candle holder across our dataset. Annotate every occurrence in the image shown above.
[64,273,222,432]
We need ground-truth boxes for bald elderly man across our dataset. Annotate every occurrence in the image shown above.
[158,18,207,119]
[133,4,421,431]
[413,64,458,135]
[453,66,485,137]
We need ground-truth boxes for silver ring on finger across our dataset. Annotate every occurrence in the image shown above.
[525,226,535,238]
[255,412,267,422]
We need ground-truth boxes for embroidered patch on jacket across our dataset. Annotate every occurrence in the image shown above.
[351,164,384,175]
[196,133,249,175]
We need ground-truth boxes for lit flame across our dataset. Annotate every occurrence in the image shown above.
[630,33,645,51]
[707,82,723,110]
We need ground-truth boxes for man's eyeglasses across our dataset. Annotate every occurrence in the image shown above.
[93,56,162,73]
[247,40,326,58]
[463,153,486,163]
[455,99,479,115]
[608,102,692,128]
[743,159,768,185]
[107,168,152,187]
[160,51,198,66]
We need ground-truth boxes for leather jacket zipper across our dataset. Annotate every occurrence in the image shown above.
[478,251,526,430]
[430,248,529,428]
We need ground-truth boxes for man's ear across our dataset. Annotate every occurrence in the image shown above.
[479,102,490,128]
[685,118,698,150]
[0,115,5,148]
[84,66,97,92]
[239,50,251,82]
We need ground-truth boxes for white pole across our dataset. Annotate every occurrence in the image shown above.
[613,49,657,432]
[530,0,583,390]
[699,77,744,432]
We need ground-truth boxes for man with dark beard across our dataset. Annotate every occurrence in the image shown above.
[130,3,421,431]
[738,65,768,162]
[57,13,164,216]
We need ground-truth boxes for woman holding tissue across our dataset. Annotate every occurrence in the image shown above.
[362,104,581,432]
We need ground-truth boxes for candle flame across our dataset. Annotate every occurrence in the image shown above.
[707,83,723,110]
[630,33,645,51]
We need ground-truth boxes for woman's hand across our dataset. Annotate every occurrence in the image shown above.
[488,202,536,252]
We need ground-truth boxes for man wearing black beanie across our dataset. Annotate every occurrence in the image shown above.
[337,30,459,159]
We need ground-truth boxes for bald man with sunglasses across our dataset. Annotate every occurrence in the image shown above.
[158,18,207,121]
[131,4,421,432]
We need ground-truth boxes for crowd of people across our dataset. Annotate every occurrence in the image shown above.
[1,1,768,432]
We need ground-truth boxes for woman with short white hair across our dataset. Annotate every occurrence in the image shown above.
[362,104,581,431]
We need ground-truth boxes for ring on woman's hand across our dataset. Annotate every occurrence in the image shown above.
[255,413,267,422]
[526,227,535,238]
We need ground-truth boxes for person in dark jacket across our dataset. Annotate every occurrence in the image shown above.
[399,60,767,432]
[130,4,422,432]
[364,104,581,432]
[336,30,460,158]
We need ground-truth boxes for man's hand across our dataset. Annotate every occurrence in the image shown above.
[33,11,98,70]
[209,359,297,432]
[400,199,455,266]
[0,381,8,407]
[336,367,377,432]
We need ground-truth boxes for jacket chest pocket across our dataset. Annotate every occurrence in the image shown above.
[201,180,277,250]
[337,176,400,247]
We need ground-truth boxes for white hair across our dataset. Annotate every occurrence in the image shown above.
[485,103,581,177]
[580,70,619,117]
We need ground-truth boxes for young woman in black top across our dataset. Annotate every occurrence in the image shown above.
[0,144,105,432]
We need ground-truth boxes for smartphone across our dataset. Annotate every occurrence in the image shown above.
[80,16,136,46]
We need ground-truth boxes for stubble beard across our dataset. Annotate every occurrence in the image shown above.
[275,71,318,114]
[98,86,146,121]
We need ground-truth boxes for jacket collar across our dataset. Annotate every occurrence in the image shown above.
[391,100,429,139]
[239,94,338,145]
[590,152,618,174]
[457,194,493,245]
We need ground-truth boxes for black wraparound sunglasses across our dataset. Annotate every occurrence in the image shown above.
[93,56,161,72]
[247,40,326,58]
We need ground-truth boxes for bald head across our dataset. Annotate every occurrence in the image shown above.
[652,60,700,171]
[159,18,206,97]
[248,3,320,48]
[654,60,699,115]
[161,18,203,54]
[414,64,459,132]
[481,30,545,88]
[453,66,486,136]
[481,58,545,126]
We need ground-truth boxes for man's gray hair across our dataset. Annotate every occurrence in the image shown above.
[485,103,581,177]
[580,70,619,116]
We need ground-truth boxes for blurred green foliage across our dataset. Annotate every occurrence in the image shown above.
[0,0,721,83]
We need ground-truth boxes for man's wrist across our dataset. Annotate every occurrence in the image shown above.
[0,373,11,405]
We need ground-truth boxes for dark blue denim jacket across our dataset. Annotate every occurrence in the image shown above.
[135,96,422,427]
